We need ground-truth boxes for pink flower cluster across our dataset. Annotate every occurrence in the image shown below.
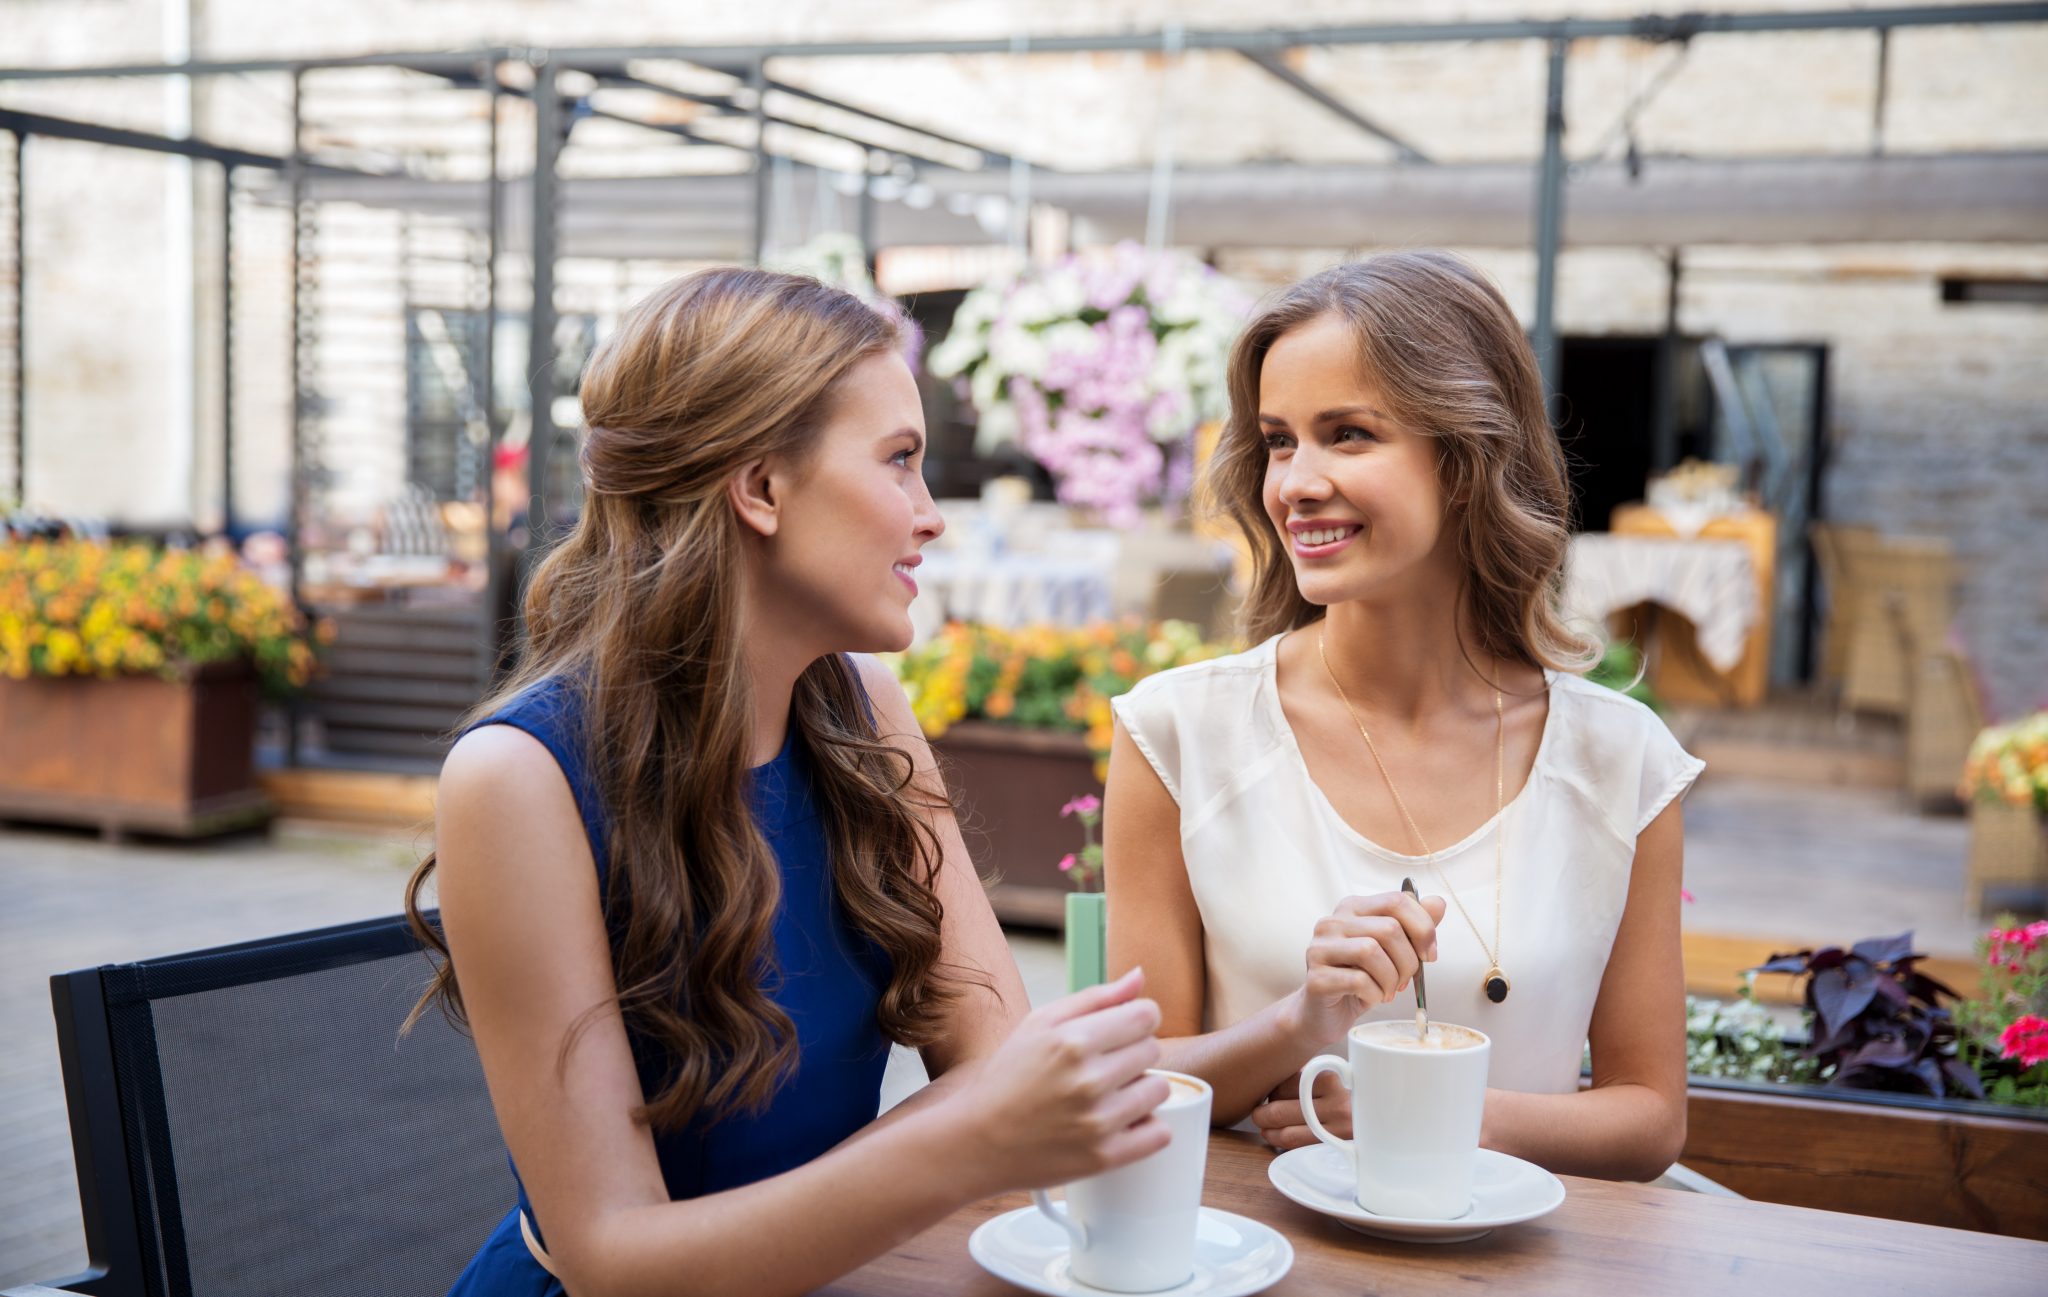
[1987,920,2048,969]
[2000,1015,2048,1069]
[1009,306,1182,528]
[1061,794,1102,819]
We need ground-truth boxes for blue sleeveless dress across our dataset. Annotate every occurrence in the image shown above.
[446,673,893,1296]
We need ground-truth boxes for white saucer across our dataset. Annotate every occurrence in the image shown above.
[967,1204,1294,1296]
[1267,1144,1565,1244]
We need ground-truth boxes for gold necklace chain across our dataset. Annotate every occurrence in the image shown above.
[1317,633,1511,1002]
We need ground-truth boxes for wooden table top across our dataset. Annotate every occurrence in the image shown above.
[819,1131,2046,1296]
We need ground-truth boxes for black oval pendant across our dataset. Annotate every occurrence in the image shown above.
[1484,971,1510,1004]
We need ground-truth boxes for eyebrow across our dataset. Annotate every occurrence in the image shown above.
[1258,405,1387,425]
[889,428,926,453]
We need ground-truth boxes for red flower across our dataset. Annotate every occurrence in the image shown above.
[1999,1015,2048,1069]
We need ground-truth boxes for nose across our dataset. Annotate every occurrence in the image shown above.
[913,478,945,545]
[1276,441,1334,511]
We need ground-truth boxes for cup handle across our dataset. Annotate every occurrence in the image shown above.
[1299,1054,1353,1153]
[1030,1189,1088,1252]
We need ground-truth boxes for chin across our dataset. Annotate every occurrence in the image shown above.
[1292,567,1385,609]
[847,608,916,655]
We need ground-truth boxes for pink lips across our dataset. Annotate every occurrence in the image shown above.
[894,554,922,595]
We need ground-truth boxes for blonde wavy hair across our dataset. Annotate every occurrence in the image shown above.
[1206,251,1599,675]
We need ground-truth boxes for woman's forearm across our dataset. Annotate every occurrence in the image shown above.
[1480,1083,1687,1182]
[567,1098,989,1297]
[1156,991,1325,1126]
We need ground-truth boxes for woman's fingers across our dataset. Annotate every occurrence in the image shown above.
[1083,1036,1164,1098]
[1313,936,1402,1001]
[1259,1121,1323,1152]
[1332,892,1443,962]
[1251,1097,1303,1131]
[1036,966,1145,1026]
[1061,995,1163,1057]
[1095,1113,1173,1168]
[1386,893,1441,963]
[1092,1071,1172,1133]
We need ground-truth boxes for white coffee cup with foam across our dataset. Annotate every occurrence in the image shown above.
[1030,1069,1212,1292]
[1300,1020,1490,1220]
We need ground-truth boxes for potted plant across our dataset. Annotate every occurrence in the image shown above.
[1057,793,1107,993]
[0,536,328,838]
[1677,930,2048,1239]
[926,242,1247,529]
[1959,712,2048,911]
[1957,917,2048,1108]
[886,618,1230,925]
[1750,931,1981,1098]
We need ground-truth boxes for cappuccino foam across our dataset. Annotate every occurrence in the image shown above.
[1158,1073,1209,1105]
[1363,1021,1484,1052]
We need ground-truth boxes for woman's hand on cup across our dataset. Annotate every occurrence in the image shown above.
[1286,891,1447,1048]
[1250,1066,1350,1151]
[945,967,1173,1195]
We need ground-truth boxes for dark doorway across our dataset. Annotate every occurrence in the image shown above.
[1555,336,1661,533]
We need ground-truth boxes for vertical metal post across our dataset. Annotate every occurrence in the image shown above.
[524,57,559,556]
[749,60,770,265]
[1651,249,1682,474]
[856,149,876,270]
[1008,33,1031,259]
[1145,22,1184,254]
[479,62,505,673]
[1871,27,1892,156]
[286,67,305,766]
[220,162,234,536]
[1531,36,1569,421]
[10,130,22,508]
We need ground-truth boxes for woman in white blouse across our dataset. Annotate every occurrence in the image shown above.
[1105,252,1700,1181]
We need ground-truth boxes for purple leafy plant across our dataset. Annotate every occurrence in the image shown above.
[1753,931,1983,1100]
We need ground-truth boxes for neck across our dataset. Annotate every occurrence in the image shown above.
[1316,583,1500,726]
[735,590,816,768]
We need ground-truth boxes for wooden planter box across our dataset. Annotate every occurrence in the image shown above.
[1683,1077,2048,1239]
[0,668,272,839]
[931,721,1100,929]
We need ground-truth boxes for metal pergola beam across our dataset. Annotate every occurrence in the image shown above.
[5,6,2045,80]
[1238,52,1431,164]
[762,77,1014,169]
[0,106,291,171]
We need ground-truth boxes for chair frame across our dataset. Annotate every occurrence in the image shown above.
[19,914,439,1297]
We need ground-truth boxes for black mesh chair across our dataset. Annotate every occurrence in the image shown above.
[12,914,512,1297]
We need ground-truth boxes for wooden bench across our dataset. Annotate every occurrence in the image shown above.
[1682,929,1979,1005]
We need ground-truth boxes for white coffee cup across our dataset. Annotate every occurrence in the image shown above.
[1031,1069,1212,1292]
[1299,1020,1490,1220]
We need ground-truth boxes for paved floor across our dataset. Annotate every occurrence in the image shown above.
[0,774,1993,1287]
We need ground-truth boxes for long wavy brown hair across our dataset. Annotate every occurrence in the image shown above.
[405,267,960,1133]
[1206,251,1599,674]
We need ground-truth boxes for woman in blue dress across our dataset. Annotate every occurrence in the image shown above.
[405,268,1170,1296]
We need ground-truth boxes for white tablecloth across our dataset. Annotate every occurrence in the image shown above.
[909,549,1117,644]
[1563,534,1759,672]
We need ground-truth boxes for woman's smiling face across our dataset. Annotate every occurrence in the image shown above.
[763,352,943,653]
[1258,313,1459,610]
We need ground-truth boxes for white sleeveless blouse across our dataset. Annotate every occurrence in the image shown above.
[1110,633,1704,1096]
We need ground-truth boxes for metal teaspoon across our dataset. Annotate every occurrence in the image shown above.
[1402,876,1429,1042]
